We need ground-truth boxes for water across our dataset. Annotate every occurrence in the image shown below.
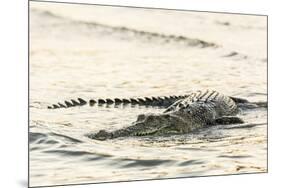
[29,2,267,187]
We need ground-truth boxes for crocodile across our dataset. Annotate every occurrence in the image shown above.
[47,90,267,140]
[47,94,189,109]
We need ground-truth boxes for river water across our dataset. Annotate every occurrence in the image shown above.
[29,2,267,187]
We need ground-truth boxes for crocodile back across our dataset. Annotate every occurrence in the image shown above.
[164,90,238,117]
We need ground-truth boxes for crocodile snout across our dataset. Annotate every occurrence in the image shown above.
[92,130,113,140]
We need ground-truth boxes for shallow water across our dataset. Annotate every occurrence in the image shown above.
[29,2,267,187]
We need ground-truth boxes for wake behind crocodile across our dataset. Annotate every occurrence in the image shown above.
[31,8,217,49]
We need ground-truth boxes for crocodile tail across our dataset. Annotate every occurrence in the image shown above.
[47,95,186,109]
[47,98,88,109]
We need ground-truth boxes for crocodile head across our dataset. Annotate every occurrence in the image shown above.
[131,112,193,136]
[90,130,113,141]
[90,112,199,140]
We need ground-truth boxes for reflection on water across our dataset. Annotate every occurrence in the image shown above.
[29,2,267,187]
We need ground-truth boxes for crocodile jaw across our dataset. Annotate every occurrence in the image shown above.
[90,130,113,140]
[91,113,197,140]
[132,113,192,136]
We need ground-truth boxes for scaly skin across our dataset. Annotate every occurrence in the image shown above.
[47,95,187,109]
[47,90,267,140]
[89,90,243,140]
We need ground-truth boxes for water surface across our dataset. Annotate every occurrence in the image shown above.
[29,2,267,187]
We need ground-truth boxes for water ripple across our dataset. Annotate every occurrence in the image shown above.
[121,159,175,168]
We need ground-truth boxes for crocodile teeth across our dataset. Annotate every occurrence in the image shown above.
[135,130,156,136]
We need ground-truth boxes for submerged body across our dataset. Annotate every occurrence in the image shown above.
[90,90,244,140]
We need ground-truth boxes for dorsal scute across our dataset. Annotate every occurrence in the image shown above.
[166,90,237,114]
[184,90,222,103]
